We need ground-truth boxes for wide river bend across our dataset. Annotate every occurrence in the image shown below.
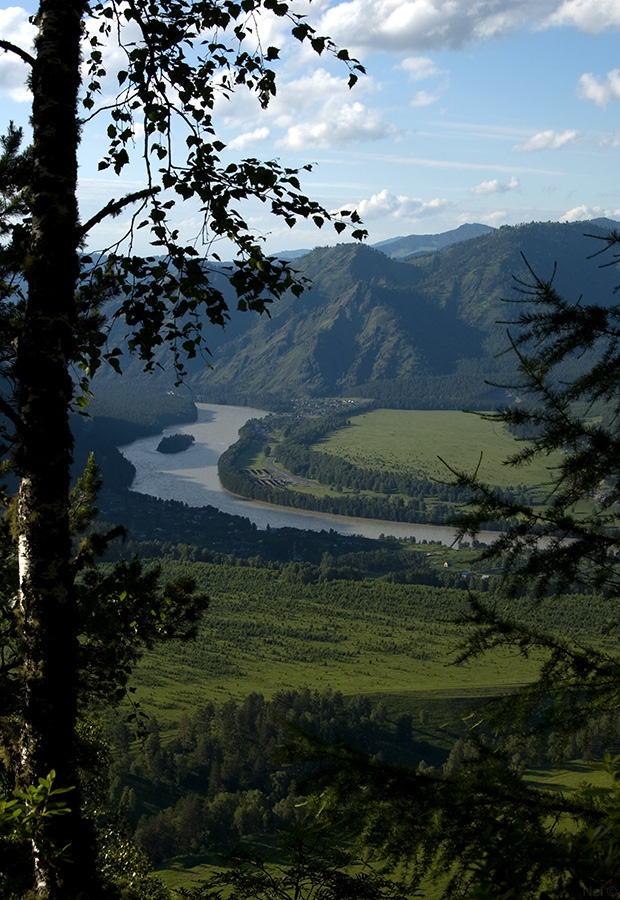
[119,403,499,547]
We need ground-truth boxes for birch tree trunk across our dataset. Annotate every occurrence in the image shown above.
[13,2,99,895]
[0,2,364,894]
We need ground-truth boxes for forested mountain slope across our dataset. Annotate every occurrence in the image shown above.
[373,222,494,259]
[95,220,620,410]
[185,220,620,408]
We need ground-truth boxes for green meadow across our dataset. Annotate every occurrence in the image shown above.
[131,557,613,895]
[132,558,607,729]
[134,561,521,723]
[315,408,557,495]
[233,406,584,521]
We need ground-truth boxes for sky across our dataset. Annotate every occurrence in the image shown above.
[2,0,620,254]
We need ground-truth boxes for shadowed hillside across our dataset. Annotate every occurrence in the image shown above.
[94,220,620,410]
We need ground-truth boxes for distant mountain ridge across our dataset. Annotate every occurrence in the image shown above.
[372,222,495,259]
[275,222,495,261]
[96,220,620,411]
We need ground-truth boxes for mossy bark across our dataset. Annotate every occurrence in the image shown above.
[13,2,100,896]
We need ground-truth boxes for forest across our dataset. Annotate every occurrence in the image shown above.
[111,688,439,864]
[217,407,538,526]
[4,2,620,897]
[75,536,617,896]
[156,434,196,454]
[107,684,620,868]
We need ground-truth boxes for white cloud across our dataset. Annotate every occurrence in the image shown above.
[317,0,554,56]
[0,7,36,102]
[227,127,270,150]
[513,129,579,151]
[476,210,508,227]
[344,188,449,219]
[544,0,620,32]
[561,204,620,222]
[397,56,447,106]
[578,70,620,107]
[280,101,394,149]
[80,5,147,102]
[399,56,444,80]
[212,68,392,151]
[271,68,374,124]
[470,175,519,194]
[410,90,440,107]
[316,0,620,58]
[260,70,395,150]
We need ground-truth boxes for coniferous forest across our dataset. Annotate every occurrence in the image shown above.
[4,2,620,899]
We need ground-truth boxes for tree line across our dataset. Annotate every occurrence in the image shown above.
[218,411,535,526]
[108,688,425,864]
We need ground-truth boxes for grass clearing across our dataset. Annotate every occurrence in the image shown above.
[315,409,557,494]
[527,761,614,793]
[234,407,594,520]
[131,560,571,730]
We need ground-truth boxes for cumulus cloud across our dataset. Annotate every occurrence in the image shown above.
[212,68,392,152]
[578,70,620,107]
[280,101,394,149]
[318,0,582,56]
[315,0,620,58]
[263,70,395,150]
[227,127,270,150]
[343,188,449,219]
[399,56,444,80]
[544,0,620,32]
[470,175,519,194]
[479,210,509,227]
[410,90,440,107]
[272,69,376,123]
[513,129,578,151]
[0,7,36,102]
[561,204,620,222]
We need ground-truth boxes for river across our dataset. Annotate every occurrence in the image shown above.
[119,403,497,546]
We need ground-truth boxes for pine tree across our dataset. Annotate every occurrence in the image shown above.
[297,235,620,898]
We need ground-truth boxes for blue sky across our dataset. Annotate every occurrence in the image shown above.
[2,1,620,254]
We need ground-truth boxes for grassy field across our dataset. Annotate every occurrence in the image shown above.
[129,554,612,895]
[315,409,558,495]
[132,558,610,731]
[133,561,528,725]
[236,407,587,520]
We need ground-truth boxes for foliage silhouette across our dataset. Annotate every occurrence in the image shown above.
[291,235,620,898]
[0,2,364,896]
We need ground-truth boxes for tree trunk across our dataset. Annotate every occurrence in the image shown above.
[14,1,99,896]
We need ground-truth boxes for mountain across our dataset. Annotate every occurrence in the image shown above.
[273,248,312,261]
[95,220,620,411]
[273,223,494,263]
[372,223,495,259]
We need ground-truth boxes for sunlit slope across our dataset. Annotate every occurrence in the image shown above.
[132,560,609,723]
[188,220,620,408]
